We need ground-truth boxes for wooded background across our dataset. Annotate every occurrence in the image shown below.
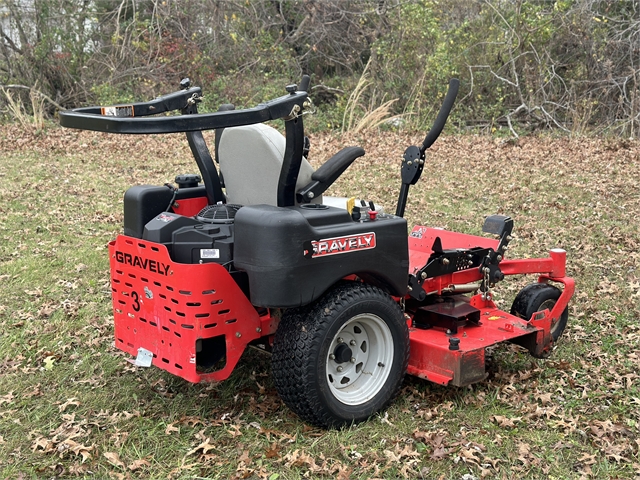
[1,0,638,136]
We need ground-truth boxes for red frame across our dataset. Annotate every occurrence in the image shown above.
[109,236,277,383]
[108,222,574,387]
[405,226,574,386]
[171,197,208,217]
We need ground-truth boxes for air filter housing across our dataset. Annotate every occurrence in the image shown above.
[196,204,242,224]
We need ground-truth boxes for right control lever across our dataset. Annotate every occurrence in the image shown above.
[479,215,514,293]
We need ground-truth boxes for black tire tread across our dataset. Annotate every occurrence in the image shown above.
[272,282,409,428]
[510,282,568,342]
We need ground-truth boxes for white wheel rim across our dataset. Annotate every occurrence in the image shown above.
[325,313,394,406]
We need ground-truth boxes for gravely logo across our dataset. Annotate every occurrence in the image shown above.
[115,251,171,276]
[310,232,376,258]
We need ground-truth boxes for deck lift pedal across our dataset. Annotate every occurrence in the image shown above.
[59,75,574,428]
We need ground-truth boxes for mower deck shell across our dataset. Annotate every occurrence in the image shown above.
[108,221,573,388]
[408,298,550,387]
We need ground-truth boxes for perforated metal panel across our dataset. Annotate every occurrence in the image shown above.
[109,235,262,382]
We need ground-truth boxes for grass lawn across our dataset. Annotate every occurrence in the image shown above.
[0,124,639,479]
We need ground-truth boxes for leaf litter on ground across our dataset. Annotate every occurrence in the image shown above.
[0,124,639,478]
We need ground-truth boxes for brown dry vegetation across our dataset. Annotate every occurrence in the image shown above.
[0,124,639,479]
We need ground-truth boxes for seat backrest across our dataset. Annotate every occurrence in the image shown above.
[218,123,315,206]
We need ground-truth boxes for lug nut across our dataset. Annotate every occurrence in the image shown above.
[329,354,335,360]
[337,337,343,344]
[350,340,356,346]
[350,357,356,363]
[337,366,344,372]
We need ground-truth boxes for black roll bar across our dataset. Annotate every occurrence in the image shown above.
[419,78,459,157]
[59,88,308,135]
[59,77,312,207]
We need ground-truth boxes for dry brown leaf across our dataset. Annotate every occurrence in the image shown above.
[0,391,14,405]
[534,392,553,405]
[127,459,151,471]
[430,446,448,461]
[58,397,80,412]
[492,415,521,428]
[187,438,216,456]
[103,451,125,468]
[284,449,319,470]
[265,443,280,459]
[164,422,179,435]
[238,449,251,465]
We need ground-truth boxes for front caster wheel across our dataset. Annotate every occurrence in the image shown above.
[511,283,569,357]
[272,282,409,428]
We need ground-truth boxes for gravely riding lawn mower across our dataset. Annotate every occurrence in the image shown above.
[59,76,574,428]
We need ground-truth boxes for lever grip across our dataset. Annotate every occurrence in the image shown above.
[420,78,459,155]
[299,75,311,93]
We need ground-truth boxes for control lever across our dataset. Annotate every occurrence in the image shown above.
[479,215,513,292]
[396,79,459,217]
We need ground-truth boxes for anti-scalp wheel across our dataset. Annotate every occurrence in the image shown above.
[511,282,568,348]
[272,282,409,428]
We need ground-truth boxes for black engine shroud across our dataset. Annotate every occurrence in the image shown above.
[125,185,409,308]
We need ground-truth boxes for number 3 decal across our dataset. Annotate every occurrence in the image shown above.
[132,291,141,312]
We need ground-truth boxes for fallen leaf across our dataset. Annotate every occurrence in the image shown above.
[265,443,280,459]
[0,391,14,405]
[165,422,179,435]
[187,438,216,456]
[431,446,448,460]
[492,415,521,428]
[238,449,251,465]
[104,451,125,468]
[535,392,553,405]
[43,356,55,370]
[128,459,151,471]
[58,398,80,412]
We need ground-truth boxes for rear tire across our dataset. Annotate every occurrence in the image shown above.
[272,282,409,428]
[510,282,568,342]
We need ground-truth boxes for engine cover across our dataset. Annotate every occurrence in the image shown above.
[233,204,409,307]
[142,212,234,264]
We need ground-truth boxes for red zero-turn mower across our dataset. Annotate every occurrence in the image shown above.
[59,76,575,428]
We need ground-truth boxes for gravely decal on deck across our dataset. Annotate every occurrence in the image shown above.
[311,232,376,258]
[114,251,171,276]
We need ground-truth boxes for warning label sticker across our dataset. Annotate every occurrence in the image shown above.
[101,105,134,117]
